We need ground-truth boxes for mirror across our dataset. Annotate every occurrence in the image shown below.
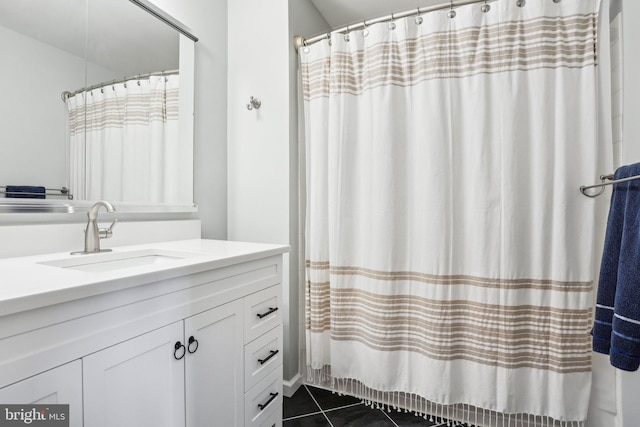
[0,0,196,212]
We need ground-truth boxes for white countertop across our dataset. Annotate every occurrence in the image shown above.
[0,239,289,317]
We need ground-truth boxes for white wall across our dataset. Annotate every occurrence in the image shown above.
[227,0,289,246]
[227,0,328,393]
[227,0,291,388]
[621,1,640,165]
[148,0,229,240]
[0,219,201,259]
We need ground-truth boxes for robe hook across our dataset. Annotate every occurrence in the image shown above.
[247,96,262,111]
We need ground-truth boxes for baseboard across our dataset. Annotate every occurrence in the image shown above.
[283,372,303,398]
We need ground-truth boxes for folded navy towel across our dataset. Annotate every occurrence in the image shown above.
[5,185,46,199]
[593,163,640,371]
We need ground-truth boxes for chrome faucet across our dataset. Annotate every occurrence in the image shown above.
[72,201,117,254]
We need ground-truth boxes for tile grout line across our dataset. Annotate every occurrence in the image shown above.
[282,410,324,421]
[283,385,324,422]
[286,385,458,427]
[320,411,335,427]
[322,402,363,414]
[379,407,401,427]
[304,385,335,427]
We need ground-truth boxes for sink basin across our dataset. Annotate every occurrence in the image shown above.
[39,249,205,273]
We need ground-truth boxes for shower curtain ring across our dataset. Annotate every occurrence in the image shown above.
[415,8,424,25]
[362,21,369,37]
[481,0,491,12]
[344,27,351,42]
[388,14,396,30]
[448,1,457,18]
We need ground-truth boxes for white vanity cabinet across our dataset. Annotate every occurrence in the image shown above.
[0,240,288,427]
[84,301,244,427]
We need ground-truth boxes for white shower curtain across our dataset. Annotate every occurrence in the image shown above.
[301,0,612,425]
[67,74,180,203]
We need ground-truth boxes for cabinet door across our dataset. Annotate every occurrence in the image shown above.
[83,321,186,427]
[0,360,82,427]
[185,300,244,427]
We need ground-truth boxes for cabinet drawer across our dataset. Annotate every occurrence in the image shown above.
[245,364,283,427]
[245,324,283,391]
[244,286,282,343]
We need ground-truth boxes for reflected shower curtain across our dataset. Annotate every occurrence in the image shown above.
[67,75,180,202]
[301,0,611,425]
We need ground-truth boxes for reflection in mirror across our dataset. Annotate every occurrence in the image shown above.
[0,0,196,210]
[0,0,86,200]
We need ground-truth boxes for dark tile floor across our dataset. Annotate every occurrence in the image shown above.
[283,385,469,427]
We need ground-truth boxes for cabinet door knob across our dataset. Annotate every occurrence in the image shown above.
[256,307,278,319]
[187,335,199,354]
[257,392,278,411]
[258,349,279,365]
[174,341,186,360]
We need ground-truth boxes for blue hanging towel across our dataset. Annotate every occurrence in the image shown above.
[5,186,46,199]
[593,163,640,371]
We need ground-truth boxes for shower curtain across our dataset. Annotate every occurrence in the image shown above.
[67,74,180,203]
[301,0,612,425]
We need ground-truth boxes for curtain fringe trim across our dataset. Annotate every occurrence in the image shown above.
[306,365,585,427]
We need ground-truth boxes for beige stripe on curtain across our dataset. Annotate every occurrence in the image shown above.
[301,0,612,426]
[67,75,180,203]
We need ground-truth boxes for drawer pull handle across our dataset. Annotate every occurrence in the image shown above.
[257,307,278,319]
[174,341,186,360]
[258,349,279,365]
[258,392,279,411]
[187,336,199,354]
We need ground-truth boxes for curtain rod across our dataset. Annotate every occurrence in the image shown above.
[129,0,198,42]
[61,69,179,102]
[293,0,497,51]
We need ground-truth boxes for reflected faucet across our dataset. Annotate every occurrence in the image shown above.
[72,201,117,255]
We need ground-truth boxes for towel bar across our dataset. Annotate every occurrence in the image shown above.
[0,186,73,200]
[580,174,640,198]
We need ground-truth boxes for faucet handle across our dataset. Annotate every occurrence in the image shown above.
[99,219,118,239]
